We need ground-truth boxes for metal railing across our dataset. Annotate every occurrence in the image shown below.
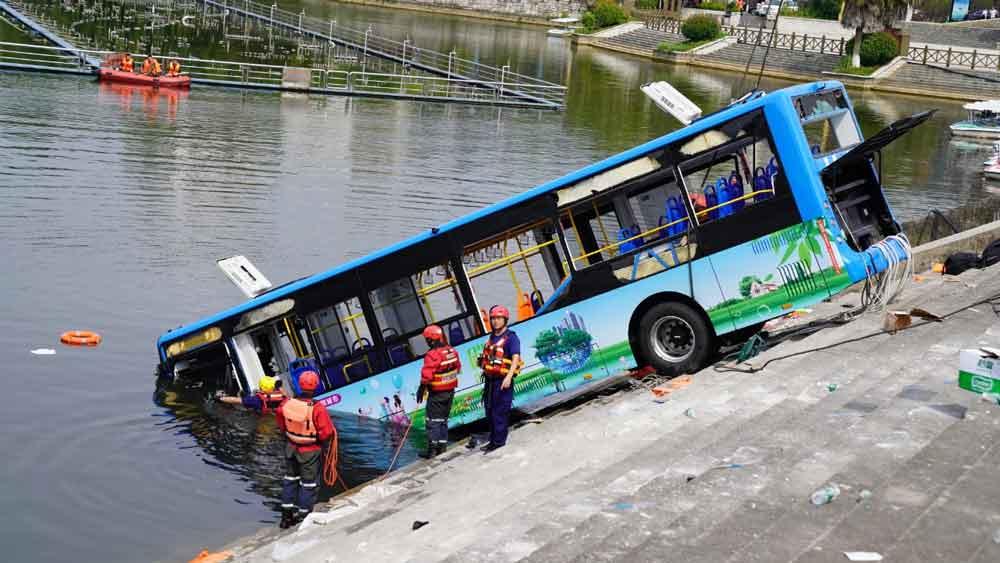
[642,15,1000,71]
[0,41,563,107]
[197,0,565,107]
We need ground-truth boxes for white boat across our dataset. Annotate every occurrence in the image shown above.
[547,17,580,38]
[984,142,1000,181]
[950,100,1000,140]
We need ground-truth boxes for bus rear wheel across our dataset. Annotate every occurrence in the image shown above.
[637,301,713,377]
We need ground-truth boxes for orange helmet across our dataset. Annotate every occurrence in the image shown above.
[298,370,320,392]
[422,324,445,343]
[489,305,510,320]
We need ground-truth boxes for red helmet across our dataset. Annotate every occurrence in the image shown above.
[422,324,445,343]
[489,305,510,320]
[298,370,320,392]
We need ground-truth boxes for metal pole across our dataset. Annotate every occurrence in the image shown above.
[299,9,304,35]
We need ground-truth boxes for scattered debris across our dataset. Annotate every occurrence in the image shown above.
[189,549,234,563]
[993,527,1000,544]
[857,489,873,503]
[980,393,1000,406]
[827,383,839,392]
[30,348,56,355]
[913,274,925,282]
[651,376,693,402]
[928,403,967,419]
[883,311,912,333]
[612,502,635,511]
[810,483,841,506]
[412,520,429,531]
[685,475,696,483]
[684,408,695,418]
[931,262,944,273]
[909,307,943,322]
[843,552,883,561]
[710,463,745,470]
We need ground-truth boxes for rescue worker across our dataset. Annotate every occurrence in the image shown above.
[215,375,286,415]
[275,371,334,529]
[416,324,461,459]
[121,54,134,73]
[166,59,181,77]
[142,56,162,77]
[476,305,521,453]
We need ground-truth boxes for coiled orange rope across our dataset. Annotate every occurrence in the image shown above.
[322,424,348,491]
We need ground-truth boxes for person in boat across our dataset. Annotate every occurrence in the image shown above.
[141,56,162,77]
[215,375,286,415]
[476,305,521,454]
[416,324,461,459]
[120,54,134,73]
[166,59,181,77]
[275,370,334,529]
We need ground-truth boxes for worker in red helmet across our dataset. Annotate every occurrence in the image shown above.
[416,324,462,459]
[275,370,334,529]
[475,304,522,453]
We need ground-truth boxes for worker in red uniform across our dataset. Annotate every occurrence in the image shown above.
[416,324,461,459]
[275,371,334,528]
[215,375,286,414]
[476,305,522,453]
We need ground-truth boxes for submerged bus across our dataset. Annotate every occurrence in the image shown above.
[157,81,929,428]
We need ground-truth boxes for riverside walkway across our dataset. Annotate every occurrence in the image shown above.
[217,259,1000,562]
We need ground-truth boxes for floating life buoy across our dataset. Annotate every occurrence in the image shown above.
[60,330,102,347]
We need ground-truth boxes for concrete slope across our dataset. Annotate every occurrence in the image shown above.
[229,263,1000,563]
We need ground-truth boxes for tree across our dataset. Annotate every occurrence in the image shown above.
[533,329,562,359]
[739,275,763,299]
[840,0,906,67]
[560,329,593,352]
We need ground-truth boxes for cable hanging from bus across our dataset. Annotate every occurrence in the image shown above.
[157,81,929,428]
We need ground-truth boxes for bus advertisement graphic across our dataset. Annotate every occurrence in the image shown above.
[950,0,970,21]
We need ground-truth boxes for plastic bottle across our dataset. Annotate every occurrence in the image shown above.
[810,483,841,506]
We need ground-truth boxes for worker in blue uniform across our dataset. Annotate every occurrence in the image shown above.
[476,305,522,453]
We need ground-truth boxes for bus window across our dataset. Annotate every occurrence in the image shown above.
[678,110,789,226]
[305,297,374,389]
[463,219,568,325]
[795,89,861,157]
[368,262,479,362]
[558,166,696,283]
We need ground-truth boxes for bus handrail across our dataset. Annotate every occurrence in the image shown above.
[465,239,556,278]
[694,188,774,218]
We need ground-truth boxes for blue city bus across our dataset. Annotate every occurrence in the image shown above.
[157,81,929,427]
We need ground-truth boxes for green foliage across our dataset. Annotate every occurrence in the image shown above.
[635,0,661,9]
[581,11,597,32]
[739,276,763,299]
[655,37,720,53]
[560,329,593,351]
[696,1,728,10]
[800,0,843,20]
[844,31,899,66]
[533,329,562,358]
[591,0,629,28]
[681,14,722,42]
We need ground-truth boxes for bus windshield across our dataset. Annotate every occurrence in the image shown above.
[794,88,862,158]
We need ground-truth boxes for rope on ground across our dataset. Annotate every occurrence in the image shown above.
[716,291,1000,375]
[378,420,413,482]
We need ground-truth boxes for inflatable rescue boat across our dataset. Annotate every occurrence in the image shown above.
[97,68,191,88]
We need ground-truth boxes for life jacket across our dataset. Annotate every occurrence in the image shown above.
[478,335,513,378]
[167,61,180,76]
[122,57,133,72]
[429,347,460,392]
[142,59,152,74]
[151,60,162,76]
[255,391,285,414]
[283,398,318,445]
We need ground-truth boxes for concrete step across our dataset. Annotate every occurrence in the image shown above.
[626,317,1000,563]
[512,270,1000,562]
[572,313,999,562]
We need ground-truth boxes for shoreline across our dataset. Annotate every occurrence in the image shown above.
[333,0,557,27]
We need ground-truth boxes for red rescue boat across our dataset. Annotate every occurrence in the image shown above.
[97,67,191,88]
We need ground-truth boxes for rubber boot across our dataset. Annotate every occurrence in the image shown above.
[435,443,447,456]
[418,446,437,459]
[279,508,295,529]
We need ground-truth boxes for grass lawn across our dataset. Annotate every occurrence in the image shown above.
[834,57,880,76]
[656,36,722,54]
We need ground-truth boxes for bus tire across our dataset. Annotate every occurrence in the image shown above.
[637,301,713,377]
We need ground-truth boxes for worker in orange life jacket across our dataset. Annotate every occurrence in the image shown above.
[416,324,461,459]
[120,54,134,73]
[142,56,161,76]
[275,371,334,529]
[215,375,286,415]
[476,305,521,454]
[166,59,181,77]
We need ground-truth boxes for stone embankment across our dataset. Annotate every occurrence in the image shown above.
[577,22,1000,101]
[219,256,1000,561]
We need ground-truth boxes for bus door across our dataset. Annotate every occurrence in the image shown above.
[231,315,314,393]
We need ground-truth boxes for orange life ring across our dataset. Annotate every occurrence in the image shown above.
[60,330,102,347]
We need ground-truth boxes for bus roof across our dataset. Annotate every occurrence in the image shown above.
[157,81,841,350]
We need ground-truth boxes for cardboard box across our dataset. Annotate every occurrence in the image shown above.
[958,349,1000,395]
